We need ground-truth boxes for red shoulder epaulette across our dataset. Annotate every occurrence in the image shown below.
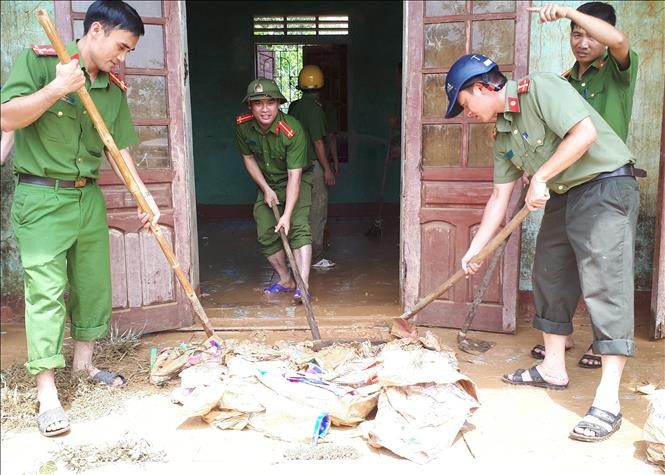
[236,113,254,125]
[517,78,531,94]
[276,120,296,139]
[108,71,128,92]
[31,44,57,56]
[561,68,572,79]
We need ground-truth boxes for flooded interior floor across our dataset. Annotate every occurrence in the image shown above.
[194,216,402,337]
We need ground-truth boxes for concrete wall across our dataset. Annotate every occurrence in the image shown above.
[1,1,55,310]
[522,0,664,291]
[186,1,403,205]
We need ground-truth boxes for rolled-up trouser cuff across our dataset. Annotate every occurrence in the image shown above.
[594,339,634,357]
[25,354,66,376]
[70,321,109,341]
[533,314,573,335]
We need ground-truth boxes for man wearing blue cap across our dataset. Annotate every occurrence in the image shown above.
[445,53,642,443]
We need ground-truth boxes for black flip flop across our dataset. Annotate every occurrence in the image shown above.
[577,350,602,369]
[501,366,568,390]
[530,344,572,360]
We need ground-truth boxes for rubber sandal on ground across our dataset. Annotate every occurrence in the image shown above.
[37,407,70,437]
[293,289,312,304]
[569,406,622,442]
[91,369,127,387]
[577,346,602,369]
[312,258,336,269]
[501,366,568,390]
[530,343,572,360]
[263,282,295,294]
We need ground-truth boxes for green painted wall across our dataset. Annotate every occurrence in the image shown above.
[1,1,55,303]
[186,1,403,205]
[521,0,664,291]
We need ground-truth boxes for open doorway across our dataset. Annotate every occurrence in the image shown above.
[186,1,403,328]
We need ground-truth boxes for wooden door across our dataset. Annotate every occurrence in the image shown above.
[55,1,196,333]
[402,1,530,332]
[651,93,665,339]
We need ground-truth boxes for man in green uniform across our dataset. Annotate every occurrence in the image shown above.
[527,1,639,369]
[289,65,337,269]
[1,1,160,437]
[446,53,641,442]
[234,78,313,302]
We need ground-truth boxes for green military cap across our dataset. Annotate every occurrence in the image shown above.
[242,78,287,103]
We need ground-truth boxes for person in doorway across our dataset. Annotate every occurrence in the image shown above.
[527,1,639,370]
[446,53,642,442]
[0,0,160,437]
[289,65,337,269]
[234,78,314,303]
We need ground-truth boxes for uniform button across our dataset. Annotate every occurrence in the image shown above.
[77,158,82,162]
[537,139,542,145]
[558,185,564,190]
[581,82,586,87]
[524,153,529,157]
[83,110,87,115]
[590,93,595,98]
[57,111,63,117]
[516,166,522,170]
[513,129,518,134]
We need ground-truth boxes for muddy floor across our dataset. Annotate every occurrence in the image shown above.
[1,217,663,473]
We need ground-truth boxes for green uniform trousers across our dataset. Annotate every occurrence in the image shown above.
[309,161,328,262]
[254,172,313,257]
[11,182,112,375]
[532,176,639,356]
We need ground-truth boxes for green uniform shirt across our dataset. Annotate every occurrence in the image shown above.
[288,93,327,165]
[0,41,137,181]
[566,49,638,141]
[493,73,634,194]
[234,110,308,187]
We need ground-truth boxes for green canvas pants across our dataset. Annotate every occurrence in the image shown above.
[11,182,112,375]
[254,172,313,257]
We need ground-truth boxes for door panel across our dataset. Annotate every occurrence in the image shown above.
[56,1,194,333]
[402,0,529,332]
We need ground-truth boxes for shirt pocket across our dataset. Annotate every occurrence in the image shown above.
[39,102,78,144]
[522,121,546,153]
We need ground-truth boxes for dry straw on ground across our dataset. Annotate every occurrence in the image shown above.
[1,326,154,436]
[51,432,166,473]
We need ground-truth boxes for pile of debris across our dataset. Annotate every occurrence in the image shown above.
[150,332,479,464]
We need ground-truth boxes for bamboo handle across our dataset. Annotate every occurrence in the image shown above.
[271,205,321,340]
[400,204,530,321]
[35,9,214,337]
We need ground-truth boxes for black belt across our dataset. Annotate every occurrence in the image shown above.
[588,164,646,183]
[18,174,95,188]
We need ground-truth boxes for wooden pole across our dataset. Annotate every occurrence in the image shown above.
[35,9,214,337]
[271,205,321,340]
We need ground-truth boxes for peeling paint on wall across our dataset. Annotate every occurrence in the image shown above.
[522,0,664,291]
[1,1,55,302]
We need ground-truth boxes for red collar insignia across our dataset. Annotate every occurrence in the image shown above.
[31,44,57,56]
[108,71,128,92]
[275,120,296,139]
[517,78,531,94]
[236,113,254,125]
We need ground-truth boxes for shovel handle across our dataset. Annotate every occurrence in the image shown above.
[271,205,321,340]
[400,204,530,321]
